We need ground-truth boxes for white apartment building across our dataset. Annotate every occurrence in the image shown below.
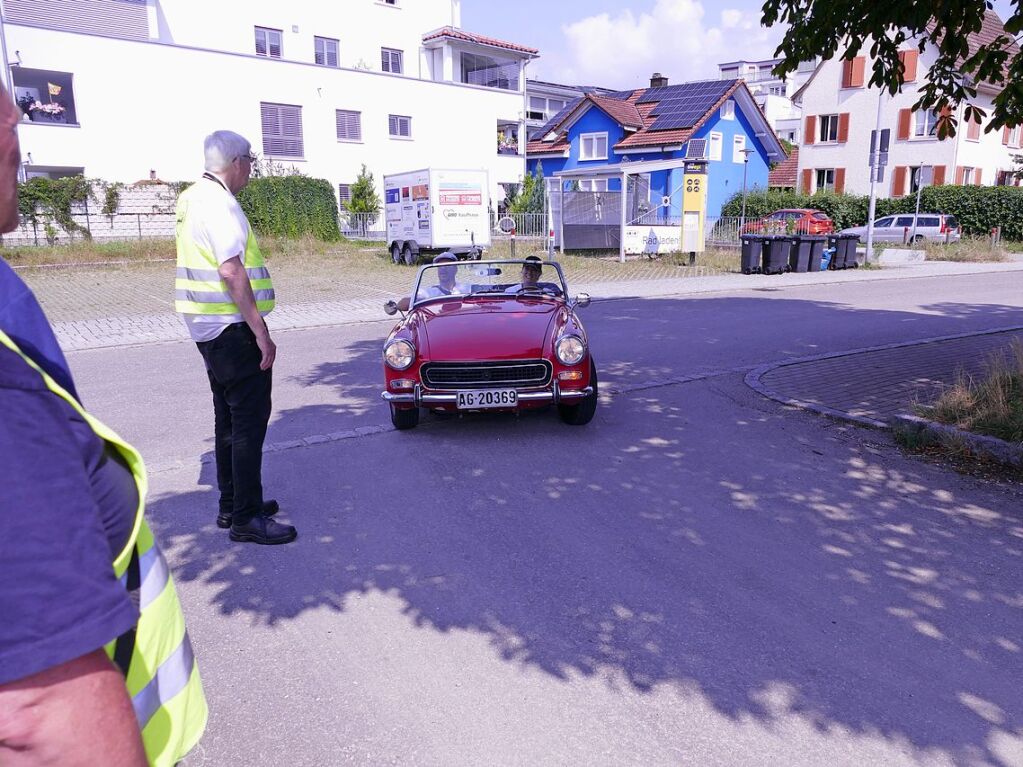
[717,57,814,143]
[794,11,1022,197]
[2,0,537,208]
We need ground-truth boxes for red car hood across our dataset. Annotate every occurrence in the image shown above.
[416,298,558,360]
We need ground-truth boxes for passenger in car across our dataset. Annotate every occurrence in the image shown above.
[504,255,543,293]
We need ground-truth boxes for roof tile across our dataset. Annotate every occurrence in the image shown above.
[422,26,538,55]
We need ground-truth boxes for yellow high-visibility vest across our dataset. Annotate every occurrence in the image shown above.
[174,180,275,321]
[0,329,208,767]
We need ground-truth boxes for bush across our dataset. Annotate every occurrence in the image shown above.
[236,176,340,241]
[722,185,1023,238]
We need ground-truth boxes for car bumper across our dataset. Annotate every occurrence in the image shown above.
[381,382,593,406]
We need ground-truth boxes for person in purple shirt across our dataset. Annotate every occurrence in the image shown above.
[0,87,149,764]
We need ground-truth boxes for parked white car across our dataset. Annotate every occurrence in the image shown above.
[841,213,961,244]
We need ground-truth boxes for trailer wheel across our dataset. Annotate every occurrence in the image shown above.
[390,243,403,265]
[402,244,417,266]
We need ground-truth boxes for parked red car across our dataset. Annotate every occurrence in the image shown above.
[743,209,835,235]
[381,259,598,429]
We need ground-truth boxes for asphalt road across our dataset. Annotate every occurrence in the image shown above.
[68,272,1023,766]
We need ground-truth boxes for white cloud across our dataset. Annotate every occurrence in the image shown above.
[535,0,782,90]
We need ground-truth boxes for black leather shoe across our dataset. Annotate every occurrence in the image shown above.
[229,515,297,545]
[217,499,280,529]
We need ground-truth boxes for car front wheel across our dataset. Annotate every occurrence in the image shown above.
[390,404,420,430]
[558,359,598,426]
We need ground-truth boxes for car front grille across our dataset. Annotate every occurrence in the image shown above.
[421,360,552,390]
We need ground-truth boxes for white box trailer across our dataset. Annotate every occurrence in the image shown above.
[384,168,491,264]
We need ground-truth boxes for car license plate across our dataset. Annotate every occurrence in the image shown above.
[456,389,518,410]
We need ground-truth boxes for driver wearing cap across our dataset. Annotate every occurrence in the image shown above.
[505,255,544,293]
[397,252,469,310]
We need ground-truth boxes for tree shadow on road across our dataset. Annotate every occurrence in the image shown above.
[149,295,1023,764]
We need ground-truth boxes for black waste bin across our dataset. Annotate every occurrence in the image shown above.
[761,235,790,275]
[827,233,859,269]
[740,234,764,274]
[805,235,826,272]
[788,236,814,273]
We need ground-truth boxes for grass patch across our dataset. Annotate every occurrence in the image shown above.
[922,236,1009,263]
[916,340,1023,443]
[0,238,176,266]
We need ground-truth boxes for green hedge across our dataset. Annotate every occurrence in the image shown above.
[236,176,340,241]
[721,186,1023,239]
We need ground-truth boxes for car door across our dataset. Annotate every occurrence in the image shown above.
[871,216,895,241]
[890,216,915,243]
[916,216,941,240]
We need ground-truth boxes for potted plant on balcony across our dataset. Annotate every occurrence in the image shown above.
[19,96,67,124]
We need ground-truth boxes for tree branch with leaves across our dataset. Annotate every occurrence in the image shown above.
[762,0,1022,135]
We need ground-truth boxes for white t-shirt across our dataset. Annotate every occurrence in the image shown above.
[179,176,259,343]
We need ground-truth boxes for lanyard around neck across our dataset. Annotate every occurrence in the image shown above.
[202,172,230,193]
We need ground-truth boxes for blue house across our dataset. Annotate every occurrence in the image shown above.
[525,76,785,219]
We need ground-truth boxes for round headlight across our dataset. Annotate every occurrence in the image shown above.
[384,339,416,370]
[556,334,586,365]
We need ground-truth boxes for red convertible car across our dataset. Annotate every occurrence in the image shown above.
[381,257,597,429]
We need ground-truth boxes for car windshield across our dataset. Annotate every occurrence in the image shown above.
[410,259,568,307]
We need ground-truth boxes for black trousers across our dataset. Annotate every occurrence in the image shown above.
[196,323,272,525]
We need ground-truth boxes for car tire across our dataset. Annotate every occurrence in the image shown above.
[391,243,403,265]
[558,359,598,426]
[390,404,420,430]
[912,235,924,244]
[402,244,417,266]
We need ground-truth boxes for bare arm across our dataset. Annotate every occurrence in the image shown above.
[0,649,147,767]
[219,255,276,370]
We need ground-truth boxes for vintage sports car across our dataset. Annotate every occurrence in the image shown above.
[381,258,597,430]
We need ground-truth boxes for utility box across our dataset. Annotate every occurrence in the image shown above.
[681,161,708,255]
[383,168,491,264]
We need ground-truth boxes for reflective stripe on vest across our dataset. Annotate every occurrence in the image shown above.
[0,330,208,767]
[174,181,275,322]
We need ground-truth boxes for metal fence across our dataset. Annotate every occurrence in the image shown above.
[340,212,386,241]
[1,211,176,246]
[490,212,548,239]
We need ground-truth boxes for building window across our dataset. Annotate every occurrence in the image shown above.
[819,114,839,143]
[708,131,723,161]
[497,121,519,155]
[338,184,352,206]
[527,96,566,122]
[461,52,518,91]
[961,167,976,185]
[732,134,747,163]
[315,36,339,67]
[388,114,412,138]
[720,99,735,120]
[913,110,939,138]
[815,168,835,192]
[255,27,282,58]
[578,179,608,192]
[579,132,608,161]
[13,68,77,124]
[381,0,398,4]
[381,48,403,74]
[797,58,819,73]
[1008,126,1022,147]
[260,102,303,157]
[335,109,361,142]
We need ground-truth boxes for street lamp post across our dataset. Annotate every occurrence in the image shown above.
[739,148,756,236]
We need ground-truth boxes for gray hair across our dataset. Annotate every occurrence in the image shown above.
[203,130,252,172]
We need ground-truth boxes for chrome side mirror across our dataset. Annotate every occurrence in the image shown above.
[384,300,398,316]
[573,293,591,309]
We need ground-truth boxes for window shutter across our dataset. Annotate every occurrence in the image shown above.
[804,115,816,145]
[892,166,907,197]
[1003,126,1011,145]
[932,165,946,185]
[897,109,912,140]
[898,50,918,82]
[327,45,338,68]
[801,169,813,193]
[967,113,981,141]
[335,110,361,141]
[955,166,966,185]
[834,168,846,194]
[974,169,983,186]
[838,113,850,142]
[849,57,865,87]
[260,103,303,157]
[841,59,853,88]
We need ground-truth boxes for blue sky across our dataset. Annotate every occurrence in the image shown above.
[463,0,1018,90]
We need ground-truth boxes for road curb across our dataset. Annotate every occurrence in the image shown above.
[891,414,1023,468]
[743,325,1023,430]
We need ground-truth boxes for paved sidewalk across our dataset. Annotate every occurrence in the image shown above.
[43,259,1023,351]
[749,327,1023,428]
